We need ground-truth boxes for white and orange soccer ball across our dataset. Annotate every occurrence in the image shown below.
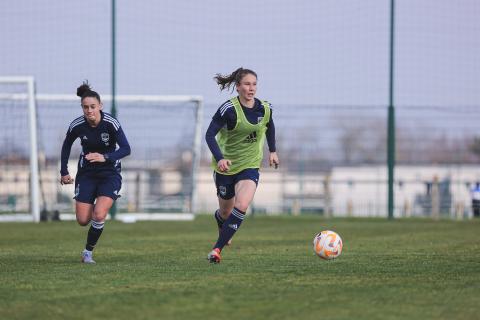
[313,230,343,260]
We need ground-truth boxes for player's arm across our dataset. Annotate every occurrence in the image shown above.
[205,120,224,162]
[60,128,77,184]
[103,126,131,162]
[205,120,232,172]
[266,108,279,169]
[205,105,235,172]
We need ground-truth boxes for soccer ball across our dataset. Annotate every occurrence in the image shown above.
[313,230,343,260]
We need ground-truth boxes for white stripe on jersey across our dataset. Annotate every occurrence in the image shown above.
[103,118,119,131]
[69,116,84,127]
[69,116,85,132]
[220,101,233,116]
[104,114,120,126]
[104,114,120,131]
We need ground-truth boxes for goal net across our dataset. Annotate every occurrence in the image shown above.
[0,77,40,222]
[0,77,203,222]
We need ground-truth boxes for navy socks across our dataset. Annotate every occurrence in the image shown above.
[85,220,104,251]
[214,207,245,250]
[214,209,225,229]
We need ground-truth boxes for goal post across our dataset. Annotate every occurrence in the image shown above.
[0,76,40,222]
[0,81,203,222]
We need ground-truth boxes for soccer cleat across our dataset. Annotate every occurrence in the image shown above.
[218,228,232,246]
[207,248,222,264]
[81,249,96,264]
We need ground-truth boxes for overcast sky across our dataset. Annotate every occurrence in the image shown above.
[1,0,479,107]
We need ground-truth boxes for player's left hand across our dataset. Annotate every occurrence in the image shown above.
[85,152,106,163]
[269,152,279,169]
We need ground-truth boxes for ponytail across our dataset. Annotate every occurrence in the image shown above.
[214,67,257,92]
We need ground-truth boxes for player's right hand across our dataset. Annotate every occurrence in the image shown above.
[60,175,74,185]
[217,159,232,172]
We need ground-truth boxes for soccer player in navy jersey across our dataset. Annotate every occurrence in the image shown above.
[60,81,131,264]
[205,68,279,263]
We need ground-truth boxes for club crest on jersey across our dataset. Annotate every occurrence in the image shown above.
[101,132,110,145]
[219,186,227,196]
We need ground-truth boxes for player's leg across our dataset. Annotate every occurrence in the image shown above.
[208,172,235,263]
[218,199,234,217]
[213,171,234,223]
[83,174,121,262]
[214,179,256,246]
[208,196,235,263]
[74,174,96,225]
[75,201,94,226]
[217,196,234,225]
[211,169,258,257]
[215,197,234,227]
[73,174,98,263]
[86,196,112,246]
[233,179,257,213]
[218,196,235,243]
[213,171,235,236]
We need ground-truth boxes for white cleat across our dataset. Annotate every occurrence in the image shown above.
[81,249,96,264]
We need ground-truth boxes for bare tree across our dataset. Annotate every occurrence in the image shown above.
[335,116,386,165]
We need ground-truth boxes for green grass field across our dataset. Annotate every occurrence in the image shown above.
[0,215,479,320]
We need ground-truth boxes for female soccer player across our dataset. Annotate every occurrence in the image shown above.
[60,81,131,264]
[205,67,279,263]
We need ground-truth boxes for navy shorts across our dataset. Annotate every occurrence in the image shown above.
[74,171,122,204]
[213,168,259,200]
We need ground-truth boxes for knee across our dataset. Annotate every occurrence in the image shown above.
[76,216,90,226]
[233,201,249,213]
[92,209,108,222]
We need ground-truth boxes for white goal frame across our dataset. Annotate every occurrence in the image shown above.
[0,76,40,222]
[41,94,203,222]
[0,77,203,222]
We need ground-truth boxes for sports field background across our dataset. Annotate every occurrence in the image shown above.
[1,215,478,320]
[1,3,480,319]
[1,1,480,218]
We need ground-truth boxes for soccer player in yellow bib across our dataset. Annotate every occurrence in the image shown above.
[205,68,279,263]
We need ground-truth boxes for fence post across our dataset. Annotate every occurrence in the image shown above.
[431,176,439,220]
[324,174,332,218]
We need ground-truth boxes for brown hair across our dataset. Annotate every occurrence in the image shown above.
[213,67,257,92]
[76,80,101,103]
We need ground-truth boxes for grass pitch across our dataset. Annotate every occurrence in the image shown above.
[0,215,479,320]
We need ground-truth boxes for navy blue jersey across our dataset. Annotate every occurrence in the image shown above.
[60,111,131,176]
[205,97,276,162]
